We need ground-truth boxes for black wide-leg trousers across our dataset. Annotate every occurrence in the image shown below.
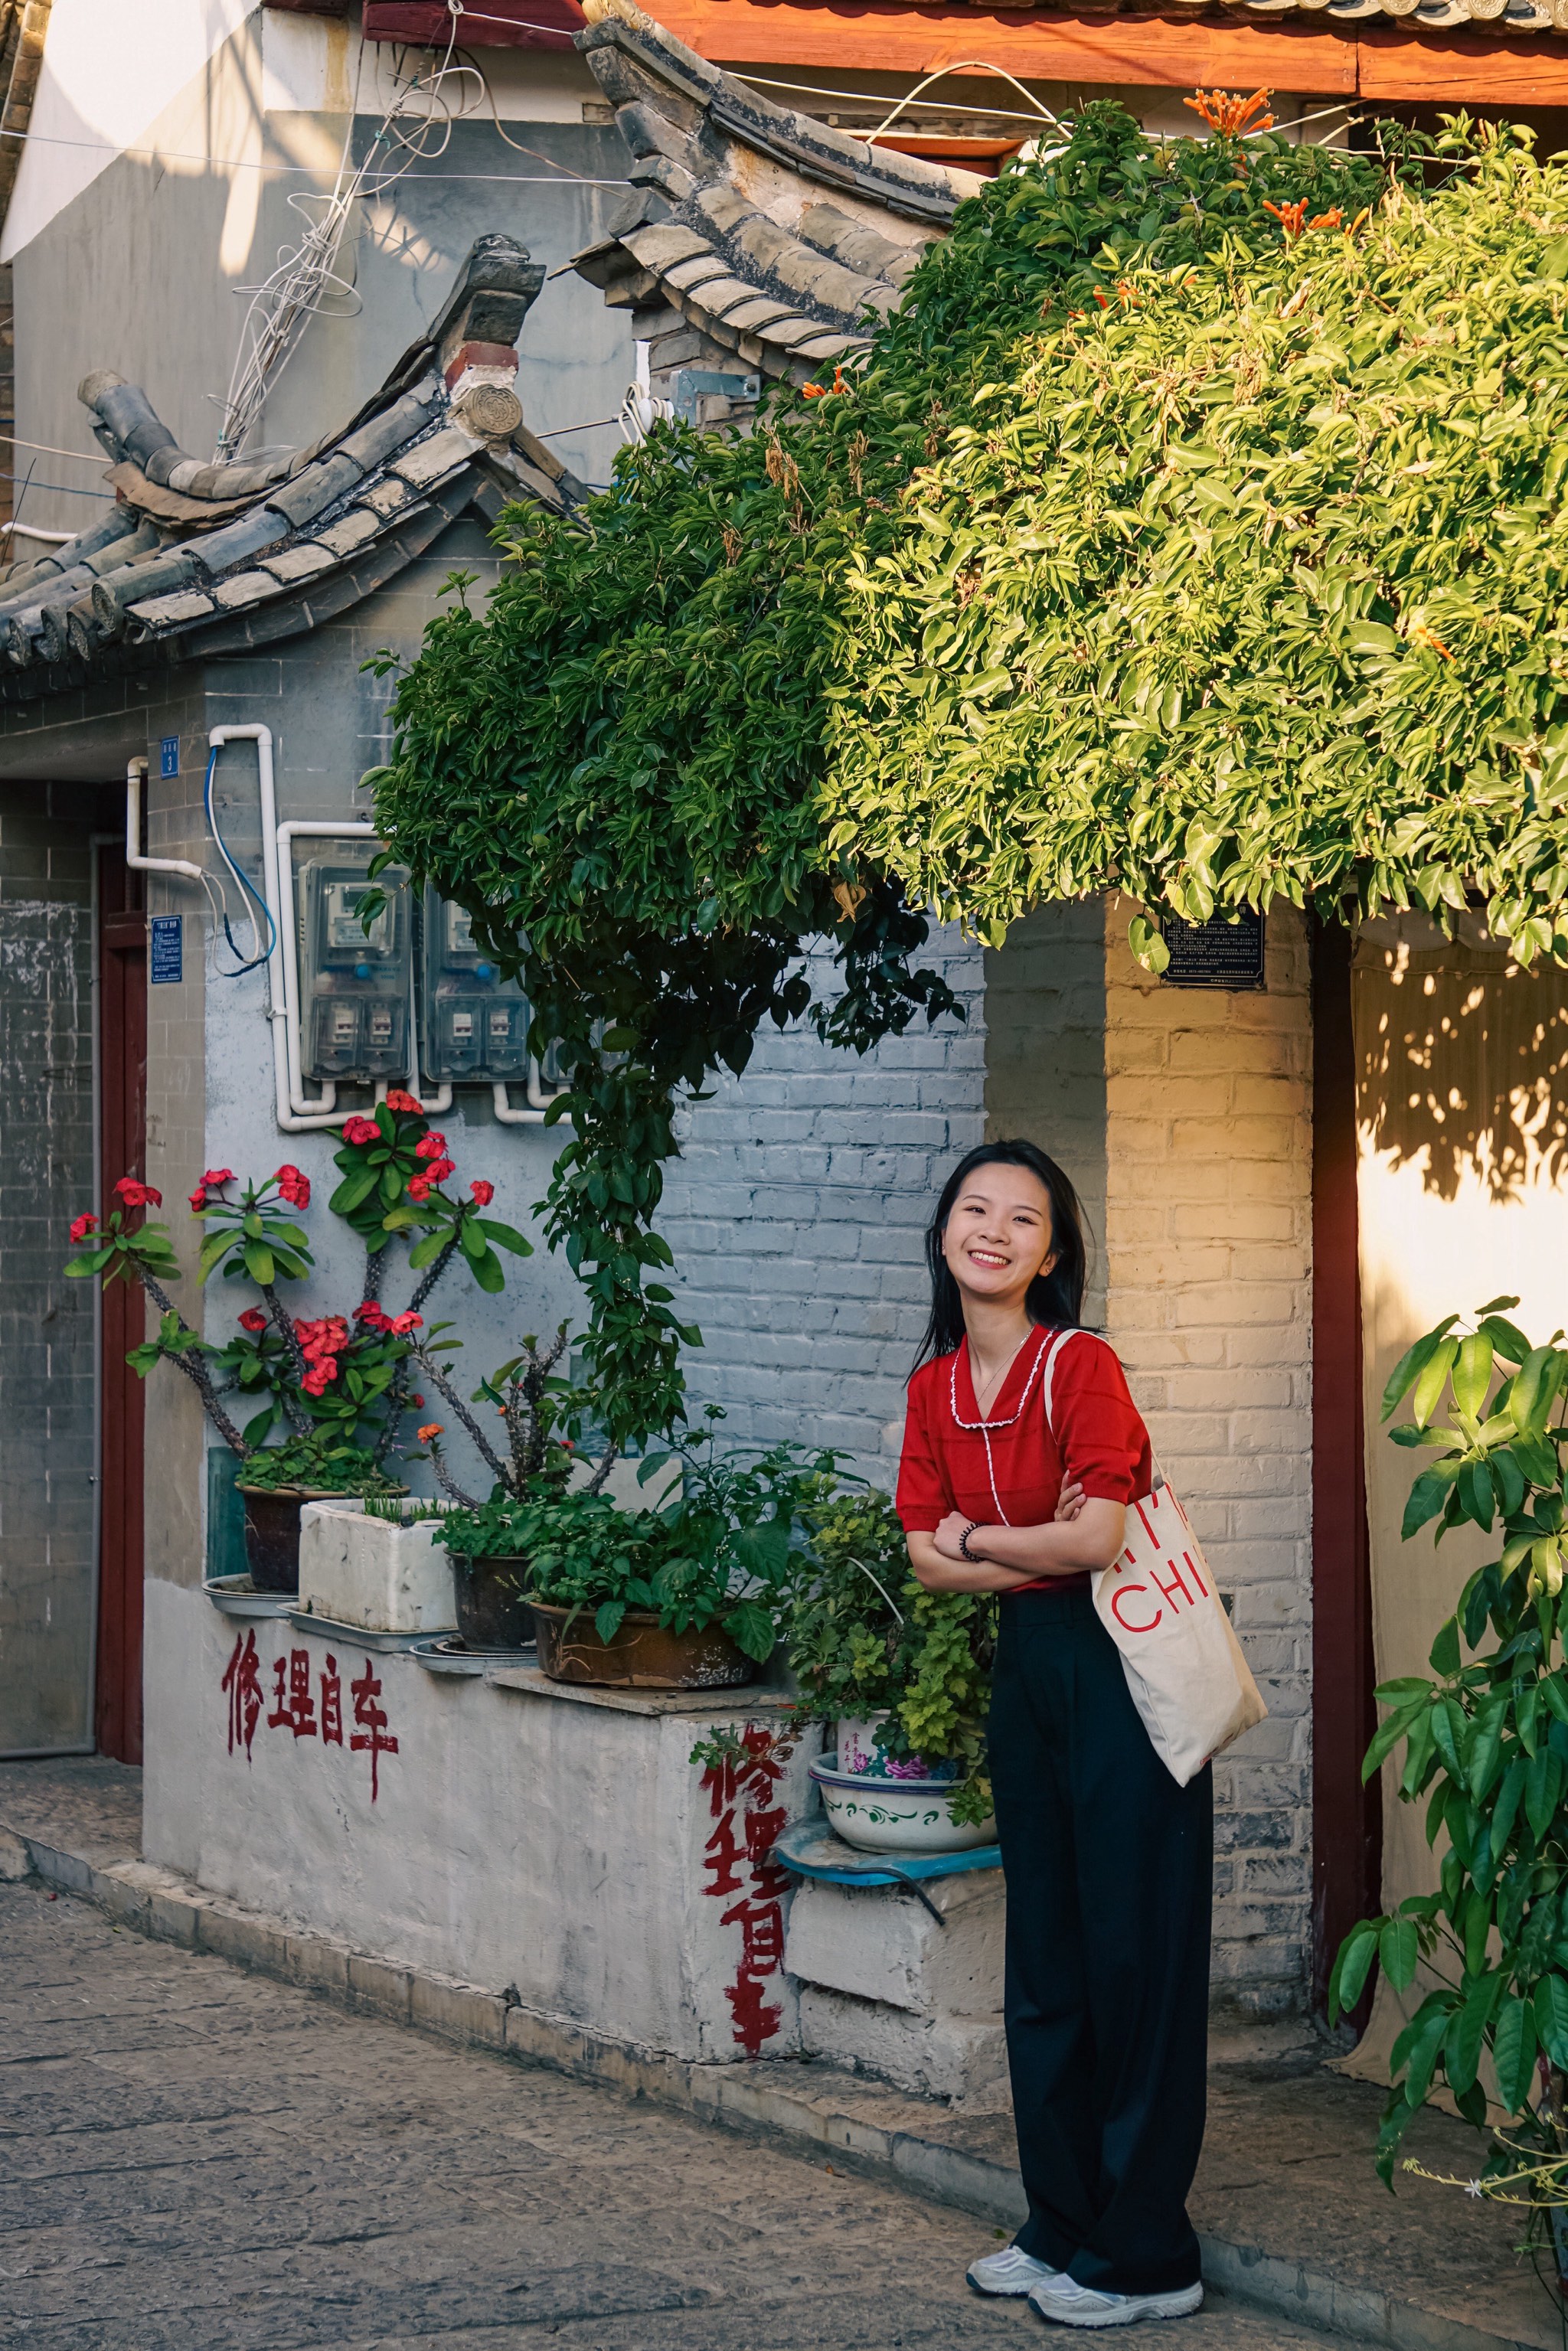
[990,1583,1213,2296]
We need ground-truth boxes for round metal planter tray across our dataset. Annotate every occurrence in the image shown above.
[203,1573,296,1621]
[410,1634,537,1677]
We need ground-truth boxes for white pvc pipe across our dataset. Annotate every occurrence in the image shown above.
[208,727,344,1135]
[492,1079,546,1125]
[126,757,204,883]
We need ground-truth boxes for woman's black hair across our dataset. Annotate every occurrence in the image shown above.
[912,1140,1089,1372]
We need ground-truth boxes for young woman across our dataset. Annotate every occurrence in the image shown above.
[897,1140,1210,2330]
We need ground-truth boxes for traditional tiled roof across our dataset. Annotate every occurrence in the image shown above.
[570,0,973,393]
[963,0,1568,31]
[0,234,586,704]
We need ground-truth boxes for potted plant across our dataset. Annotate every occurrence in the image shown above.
[410,1324,590,1649]
[1331,1295,1568,2290]
[426,1410,835,1682]
[786,1487,996,1853]
[64,1096,530,1595]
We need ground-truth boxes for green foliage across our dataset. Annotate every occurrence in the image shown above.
[825,116,1568,962]
[234,1434,403,1496]
[443,1421,841,1663]
[1331,1297,1568,2199]
[364,101,1449,1438]
[64,1108,524,1468]
[194,1174,313,1292]
[787,1487,994,1819]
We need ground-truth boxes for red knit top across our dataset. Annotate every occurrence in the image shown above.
[895,1327,1152,1590]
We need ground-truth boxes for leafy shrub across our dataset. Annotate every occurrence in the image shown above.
[1331,1297,1568,2222]
[789,1488,994,1820]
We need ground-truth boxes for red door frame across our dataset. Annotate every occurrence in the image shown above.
[1310,919,1382,2019]
[96,845,146,1765]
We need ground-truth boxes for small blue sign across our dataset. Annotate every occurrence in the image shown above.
[159,734,179,779]
[149,915,182,984]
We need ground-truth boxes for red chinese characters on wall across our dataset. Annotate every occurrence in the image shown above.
[219,1638,397,1801]
[700,1726,792,2057]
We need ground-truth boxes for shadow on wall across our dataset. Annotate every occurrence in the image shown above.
[1354,915,1568,1204]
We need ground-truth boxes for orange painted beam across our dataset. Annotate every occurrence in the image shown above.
[1357,24,1568,102]
[650,0,1360,95]
[649,0,1568,106]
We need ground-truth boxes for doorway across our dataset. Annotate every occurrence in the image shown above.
[1309,919,1381,2019]
[96,844,146,1765]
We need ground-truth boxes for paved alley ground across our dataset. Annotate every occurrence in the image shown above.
[0,1879,1354,2351]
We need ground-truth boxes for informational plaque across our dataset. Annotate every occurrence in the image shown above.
[149,914,183,985]
[1160,909,1265,991]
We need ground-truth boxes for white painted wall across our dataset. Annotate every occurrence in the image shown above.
[2,0,253,259]
[145,1577,821,2062]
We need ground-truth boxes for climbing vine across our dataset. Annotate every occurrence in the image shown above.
[368,99,1530,1439]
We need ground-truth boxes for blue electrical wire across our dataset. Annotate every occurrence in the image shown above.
[204,745,276,975]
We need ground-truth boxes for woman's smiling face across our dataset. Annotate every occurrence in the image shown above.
[940,1164,1057,1309]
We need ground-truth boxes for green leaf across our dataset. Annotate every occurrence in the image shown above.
[1446,1973,1502,2097]
[1128,915,1170,975]
[1429,1617,1461,1677]
[1491,1994,1537,2115]
[1382,1320,1460,1422]
[241,1242,275,1287]
[1412,1338,1460,1429]
[198,1233,237,1283]
[1328,1919,1380,2024]
[593,1598,627,1644]
[1379,1914,1419,1991]
[477,1219,532,1256]
[1452,1331,1494,1421]
[468,1246,505,1295]
[1534,1973,1568,2069]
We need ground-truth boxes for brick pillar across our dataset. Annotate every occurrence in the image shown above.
[1103,896,1314,2016]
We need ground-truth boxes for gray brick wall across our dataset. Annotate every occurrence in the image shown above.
[0,781,116,1754]
[662,929,986,1478]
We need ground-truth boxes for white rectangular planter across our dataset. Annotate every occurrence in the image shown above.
[297,1502,456,1634]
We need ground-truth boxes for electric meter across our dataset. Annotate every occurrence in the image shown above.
[420,889,533,1082]
[299,848,412,1083]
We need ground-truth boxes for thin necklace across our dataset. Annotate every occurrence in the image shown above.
[968,1328,1031,1418]
[949,1327,1070,1526]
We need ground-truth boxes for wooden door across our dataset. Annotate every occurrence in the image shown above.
[96,846,146,1765]
[1310,919,1381,2020]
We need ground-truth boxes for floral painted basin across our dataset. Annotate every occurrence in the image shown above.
[809,1751,995,1856]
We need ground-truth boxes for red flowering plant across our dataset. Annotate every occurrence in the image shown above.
[64,1097,531,1491]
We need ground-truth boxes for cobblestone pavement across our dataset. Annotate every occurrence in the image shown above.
[1,1882,1354,2351]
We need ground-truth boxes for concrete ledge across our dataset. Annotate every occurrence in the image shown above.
[4,1822,1548,2351]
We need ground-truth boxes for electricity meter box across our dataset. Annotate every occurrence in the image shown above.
[299,851,412,1083]
[420,889,533,1082]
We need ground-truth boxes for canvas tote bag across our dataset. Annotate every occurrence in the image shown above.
[1037,1330,1267,1786]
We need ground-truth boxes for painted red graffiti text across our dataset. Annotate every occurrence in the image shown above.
[217,1638,395,1798]
[701,1728,791,2058]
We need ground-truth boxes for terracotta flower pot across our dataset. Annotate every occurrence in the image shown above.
[451,1553,533,1650]
[528,1598,756,1690]
[237,1485,360,1595]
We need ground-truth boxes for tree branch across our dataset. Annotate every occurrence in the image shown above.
[260,1285,312,1435]
[408,1344,509,1487]
[426,1441,482,1512]
[135,1272,252,1458]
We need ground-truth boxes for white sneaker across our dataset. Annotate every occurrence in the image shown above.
[1029,2275,1204,2328]
[967,2244,1067,2296]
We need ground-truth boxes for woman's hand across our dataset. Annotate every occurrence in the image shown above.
[1055,1480,1086,1523]
[934,1510,979,1561]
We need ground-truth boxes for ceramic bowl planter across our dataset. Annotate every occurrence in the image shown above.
[450,1555,534,1651]
[237,1485,364,1595]
[528,1598,756,1691]
[809,1750,995,1854]
[835,1713,960,1783]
